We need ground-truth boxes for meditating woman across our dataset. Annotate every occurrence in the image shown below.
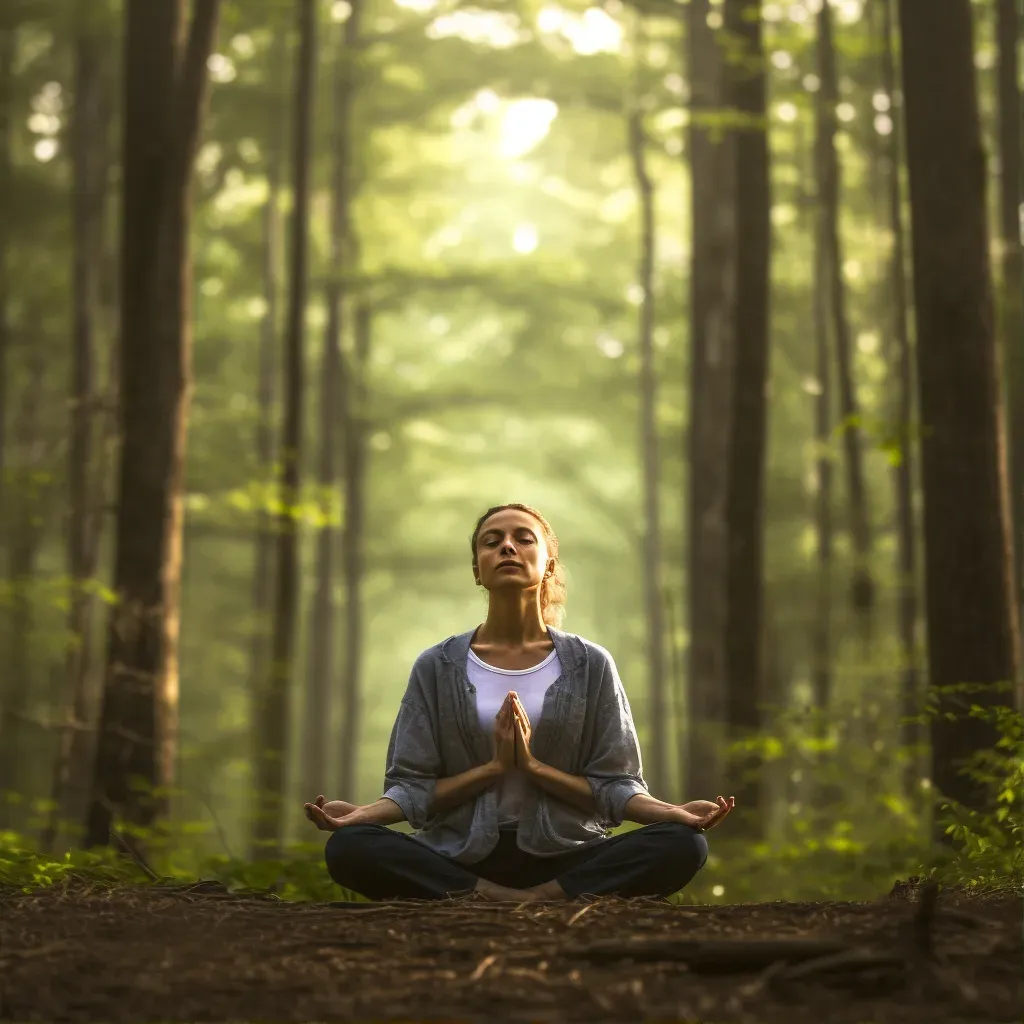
[304,503,734,902]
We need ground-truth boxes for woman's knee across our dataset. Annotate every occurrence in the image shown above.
[648,821,709,870]
[324,823,385,876]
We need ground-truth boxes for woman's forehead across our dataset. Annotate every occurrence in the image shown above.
[479,509,543,536]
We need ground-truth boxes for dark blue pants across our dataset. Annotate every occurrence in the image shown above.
[325,821,708,901]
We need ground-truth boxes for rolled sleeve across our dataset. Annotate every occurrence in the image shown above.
[583,650,648,827]
[381,672,442,830]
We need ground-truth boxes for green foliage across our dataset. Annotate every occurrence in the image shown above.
[931,703,1024,892]
[0,831,148,894]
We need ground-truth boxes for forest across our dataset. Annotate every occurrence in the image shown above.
[0,0,1021,1019]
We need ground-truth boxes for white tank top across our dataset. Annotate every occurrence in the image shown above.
[467,646,563,825]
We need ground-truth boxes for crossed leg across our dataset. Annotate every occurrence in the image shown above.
[324,822,708,902]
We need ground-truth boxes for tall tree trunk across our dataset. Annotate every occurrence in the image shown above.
[253,0,316,856]
[685,0,733,801]
[337,302,370,800]
[248,28,286,787]
[0,347,48,831]
[0,27,13,526]
[817,0,874,635]
[629,100,668,799]
[42,14,111,852]
[304,0,362,802]
[722,0,770,834]
[879,0,922,793]
[997,0,1024,671]
[811,152,833,717]
[899,0,1021,823]
[84,0,221,849]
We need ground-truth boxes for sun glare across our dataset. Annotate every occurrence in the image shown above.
[500,99,558,159]
[512,224,539,253]
[537,5,622,54]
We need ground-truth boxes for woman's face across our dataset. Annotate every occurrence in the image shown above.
[475,508,552,594]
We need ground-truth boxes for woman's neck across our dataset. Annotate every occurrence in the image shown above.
[476,591,548,646]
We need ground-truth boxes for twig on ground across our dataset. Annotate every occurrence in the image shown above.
[469,953,499,981]
[108,829,159,882]
[567,903,595,927]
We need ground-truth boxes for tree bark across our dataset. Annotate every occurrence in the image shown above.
[248,24,286,790]
[878,0,922,793]
[811,138,833,717]
[84,0,221,849]
[722,0,770,834]
[685,0,733,801]
[629,101,668,799]
[997,0,1024,672]
[0,347,48,831]
[337,302,370,800]
[817,0,874,634]
[0,27,13,528]
[253,0,316,856]
[305,0,362,802]
[899,0,1021,821]
[41,13,112,852]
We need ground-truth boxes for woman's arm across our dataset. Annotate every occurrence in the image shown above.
[579,651,649,825]
[520,762,714,826]
[523,759,598,815]
[624,793,701,827]
[429,760,504,816]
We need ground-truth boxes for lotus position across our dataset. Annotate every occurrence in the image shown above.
[304,503,734,902]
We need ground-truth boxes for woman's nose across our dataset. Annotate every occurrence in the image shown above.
[499,539,516,556]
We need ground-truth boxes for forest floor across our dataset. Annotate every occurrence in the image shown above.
[0,879,1020,1023]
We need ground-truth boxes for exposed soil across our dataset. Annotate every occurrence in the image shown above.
[0,879,1020,1022]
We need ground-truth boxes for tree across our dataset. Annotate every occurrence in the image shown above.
[0,343,48,830]
[877,0,921,792]
[628,79,668,798]
[84,0,222,848]
[0,26,11,511]
[997,0,1024,644]
[253,0,316,857]
[817,0,874,636]
[248,21,286,794]
[899,0,1021,819]
[338,299,370,799]
[810,123,833,715]
[305,0,363,803]
[721,0,771,833]
[42,6,112,852]
[685,0,732,802]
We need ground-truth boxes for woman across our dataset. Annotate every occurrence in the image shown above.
[304,503,734,902]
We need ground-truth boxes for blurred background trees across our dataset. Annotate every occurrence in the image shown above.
[0,0,1020,898]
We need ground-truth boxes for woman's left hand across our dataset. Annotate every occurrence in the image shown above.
[688,795,735,831]
[510,693,536,771]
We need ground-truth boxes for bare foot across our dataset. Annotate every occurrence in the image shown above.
[473,878,534,902]
[521,880,569,903]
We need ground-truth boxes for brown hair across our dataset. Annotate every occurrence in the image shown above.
[470,503,568,627]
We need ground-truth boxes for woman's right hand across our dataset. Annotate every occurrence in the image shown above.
[303,794,363,831]
[493,693,516,773]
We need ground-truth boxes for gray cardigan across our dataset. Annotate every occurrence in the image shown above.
[381,627,649,864]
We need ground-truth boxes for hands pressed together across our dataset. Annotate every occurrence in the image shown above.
[493,690,535,774]
[304,687,736,833]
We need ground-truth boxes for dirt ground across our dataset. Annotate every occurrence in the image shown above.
[0,879,1020,1023]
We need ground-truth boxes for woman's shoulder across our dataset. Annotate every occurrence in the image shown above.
[548,628,616,669]
[409,629,477,672]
